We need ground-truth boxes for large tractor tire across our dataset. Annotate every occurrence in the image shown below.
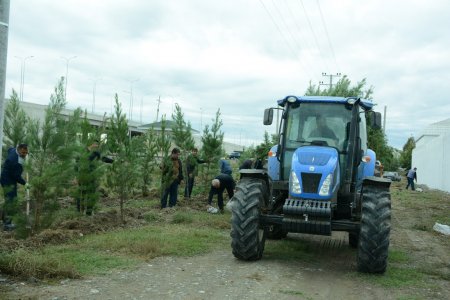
[357,184,391,273]
[230,177,267,261]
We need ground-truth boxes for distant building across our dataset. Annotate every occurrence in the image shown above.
[413,118,450,192]
[10,100,244,154]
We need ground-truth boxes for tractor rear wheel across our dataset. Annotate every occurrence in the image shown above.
[357,184,391,273]
[230,178,267,261]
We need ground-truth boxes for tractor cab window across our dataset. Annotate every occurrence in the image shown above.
[285,103,352,152]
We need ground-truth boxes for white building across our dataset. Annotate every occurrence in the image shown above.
[412,118,450,192]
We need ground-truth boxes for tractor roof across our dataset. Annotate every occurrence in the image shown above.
[277,95,374,111]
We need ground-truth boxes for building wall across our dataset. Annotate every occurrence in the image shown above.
[412,133,450,193]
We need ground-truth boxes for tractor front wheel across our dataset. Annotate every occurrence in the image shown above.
[357,184,391,273]
[230,178,267,261]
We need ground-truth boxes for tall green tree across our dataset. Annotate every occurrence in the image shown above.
[106,95,140,222]
[171,103,196,194]
[201,109,224,176]
[367,126,395,170]
[156,115,173,196]
[135,126,159,196]
[72,111,108,216]
[400,137,415,170]
[305,75,374,99]
[171,103,195,152]
[27,78,80,232]
[3,89,29,153]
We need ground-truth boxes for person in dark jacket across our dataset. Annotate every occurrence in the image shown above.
[184,148,205,198]
[1,144,28,230]
[207,173,235,213]
[160,148,184,208]
[75,140,113,215]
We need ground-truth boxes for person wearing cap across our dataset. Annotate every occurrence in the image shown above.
[160,148,184,208]
[1,143,29,230]
[405,167,418,190]
[207,173,235,213]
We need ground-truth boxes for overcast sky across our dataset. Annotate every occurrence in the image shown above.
[5,0,450,149]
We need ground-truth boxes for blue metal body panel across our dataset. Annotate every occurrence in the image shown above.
[290,146,340,200]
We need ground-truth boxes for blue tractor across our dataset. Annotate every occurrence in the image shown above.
[230,96,391,273]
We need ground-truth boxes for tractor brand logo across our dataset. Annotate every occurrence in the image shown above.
[309,166,315,172]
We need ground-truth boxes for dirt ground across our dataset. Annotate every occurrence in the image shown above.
[1,181,449,300]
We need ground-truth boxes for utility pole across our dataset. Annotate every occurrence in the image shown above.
[0,0,11,161]
[155,95,161,122]
[383,105,387,134]
[319,72,341,89]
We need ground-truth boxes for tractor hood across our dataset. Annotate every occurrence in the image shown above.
[290,146,340,200]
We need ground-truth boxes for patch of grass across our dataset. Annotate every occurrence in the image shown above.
[0,216,230,279]
[125,198,158,209]
[359,266,424,288]
[194,211,230,229]
[171,211,194,224]
[142,211,163,223]
[76,225,227,259]
[0,248,81,279]
[388,249,409,264]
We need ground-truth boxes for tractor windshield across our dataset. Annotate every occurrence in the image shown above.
[285,102,352,152]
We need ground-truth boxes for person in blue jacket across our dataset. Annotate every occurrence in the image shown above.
[1,144,29,230]
[219,158,232,175]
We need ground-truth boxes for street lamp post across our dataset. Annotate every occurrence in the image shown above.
[127,78,139,121]
[61,55,77,100]
[91,77,101,113]
[14,55,33,101]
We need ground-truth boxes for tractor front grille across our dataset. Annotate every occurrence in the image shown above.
[301,172,322,193]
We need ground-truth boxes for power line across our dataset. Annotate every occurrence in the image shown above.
[296,0,330,72]
[316,0,340,72]
[258,0,302,61]
[259,0,315,82]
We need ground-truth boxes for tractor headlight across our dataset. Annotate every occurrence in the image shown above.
[290,171,301,194]
[319,174,332,196]
[287,96,297,103]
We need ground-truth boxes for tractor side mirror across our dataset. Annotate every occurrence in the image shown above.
[263,108,274,125]
[369,111,382,129]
